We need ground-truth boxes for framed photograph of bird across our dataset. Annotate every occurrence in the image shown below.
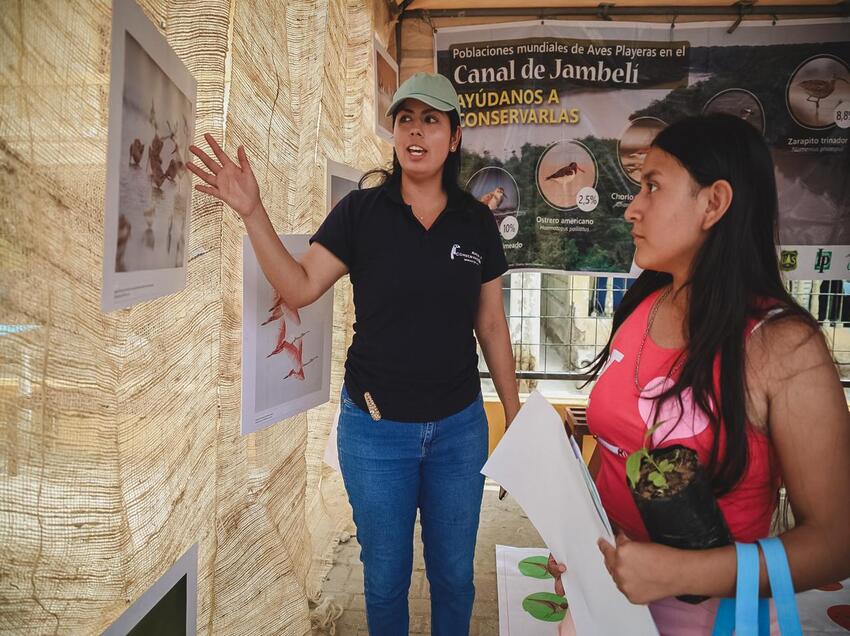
[373,36,399,142]
[101,544,197,636]
[102,0,196,312]
[241,234,334,435]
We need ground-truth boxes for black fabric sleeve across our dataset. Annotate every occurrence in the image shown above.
[480,209,509,283]
[309,190,358,268]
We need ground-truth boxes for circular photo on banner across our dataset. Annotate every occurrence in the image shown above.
[703,88,766,135]
[618,116,666,185]
[786,54,850,130]
[535,140,597,211]
[466,166,520,224]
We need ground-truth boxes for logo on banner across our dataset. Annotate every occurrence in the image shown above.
[814,249,832,273]
[779,250,798,272]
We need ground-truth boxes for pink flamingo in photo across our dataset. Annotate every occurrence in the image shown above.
[261,290,314,380]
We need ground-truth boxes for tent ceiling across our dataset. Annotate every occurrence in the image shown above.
[400,0,850,8]
[395,0,849,14]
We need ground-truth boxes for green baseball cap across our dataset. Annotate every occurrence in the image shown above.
[385,72,462,119]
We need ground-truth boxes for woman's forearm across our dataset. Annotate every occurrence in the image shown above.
[477,317,520,423]
[675,522,850,598]
[242,203,312,307]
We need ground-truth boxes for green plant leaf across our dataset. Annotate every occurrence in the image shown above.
[518,556,553,579]
[625,450,646,489]
[522,592,569,622]
[649,471,667,488]
[657,459,673,473]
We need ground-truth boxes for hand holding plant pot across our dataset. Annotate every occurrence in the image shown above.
[625,422,732,604]
[597,533,686,605]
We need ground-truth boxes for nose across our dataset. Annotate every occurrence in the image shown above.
[624,194,641,224]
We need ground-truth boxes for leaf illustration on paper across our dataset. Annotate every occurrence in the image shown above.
[522,592,569,622]
[518,556,553,579]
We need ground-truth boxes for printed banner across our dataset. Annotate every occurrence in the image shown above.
[435,19,850,279]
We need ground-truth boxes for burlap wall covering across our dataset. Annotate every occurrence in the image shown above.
[0,0,394,632]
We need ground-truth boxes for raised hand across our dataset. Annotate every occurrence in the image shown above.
[188,133,260,218]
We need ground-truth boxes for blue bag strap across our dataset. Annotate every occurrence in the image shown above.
[712,542,769,636]
[713,598,735,636]
[735,542,761,636]
[759,598,771,636]
[758,537,803,636]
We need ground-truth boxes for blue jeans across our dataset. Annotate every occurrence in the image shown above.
[338,386,489,636]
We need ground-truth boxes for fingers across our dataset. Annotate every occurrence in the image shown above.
[195,184,219,197]
[189,144,221,175]
[554,578,565,597]
[615,532,631,547]
[598,538,616,575]
[547,553,566,577]
[186,162,216,186]
[205,133,235,167]
[237,145,253,173]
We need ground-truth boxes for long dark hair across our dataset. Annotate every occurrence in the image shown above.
[587,113,818,496]
[359,109,480,209]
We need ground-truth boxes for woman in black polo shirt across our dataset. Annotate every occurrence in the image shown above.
[189,72,519,636]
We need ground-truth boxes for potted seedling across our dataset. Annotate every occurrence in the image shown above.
[625,422,732,604]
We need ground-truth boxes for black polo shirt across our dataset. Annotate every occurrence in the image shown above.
[310,179,508,422]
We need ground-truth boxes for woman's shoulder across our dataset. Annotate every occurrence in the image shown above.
[745,304,829,382]
[330,184,386,218]
[458,192,499,226]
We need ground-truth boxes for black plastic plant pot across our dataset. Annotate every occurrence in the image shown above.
[628,444,733,604]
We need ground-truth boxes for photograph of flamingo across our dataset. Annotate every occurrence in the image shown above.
[102,0,196,311]
[241,234,333,435]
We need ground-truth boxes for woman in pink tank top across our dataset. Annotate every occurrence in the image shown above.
[548,114,850,635]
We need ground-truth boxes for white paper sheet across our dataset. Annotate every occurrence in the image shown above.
[496,545,577,636]
[482,391,658,636]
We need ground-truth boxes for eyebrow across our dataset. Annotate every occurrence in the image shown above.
[397,107,442,116]
[642,169,661,181]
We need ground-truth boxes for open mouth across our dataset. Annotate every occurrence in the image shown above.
[407,145,427,157]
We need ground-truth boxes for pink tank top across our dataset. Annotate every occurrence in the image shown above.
[587,289,781,543]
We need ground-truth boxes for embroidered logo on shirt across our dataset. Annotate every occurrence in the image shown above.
[450,244,482,265]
